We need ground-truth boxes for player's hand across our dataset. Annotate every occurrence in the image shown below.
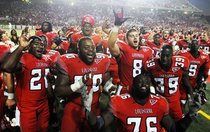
[104,79,118,96]
[81,86,93,112]
[188,94,201,117]
[46,72,56,85]
[19,35,32,50]
[113,8,130,26]
[6,99,16,109]
[82,72,92,84]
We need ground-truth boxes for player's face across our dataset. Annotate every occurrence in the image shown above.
[1,33,9,42]
[133,75,151,99]
[42,23,50,32]
[190,40,199,52]
[163,31,169,39]
[160,48,172,67]
[30,39,45,59]
[39,36,48,53]
[82,23,93,36]
[127,31,139,49]
[153,35,161,44]
[79,39,96,64]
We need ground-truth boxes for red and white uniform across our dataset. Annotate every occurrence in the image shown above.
[145,56,190,121]
[199,40,210,54]
[71,31,102,47]
[146,41,163,58]
[60,53,110,132]
[15,52,54,132]
[36,31,57,50]
[101,39,120,84]
[0,43,10,123]
[176,40,189,50]
[179,50,209,88]
[110,93,169,132]
[117,41,153,93]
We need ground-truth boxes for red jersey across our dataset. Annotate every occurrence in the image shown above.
[15,53,53,107]
[146,41,162,58]
[0,43,10,90]
[146,56,190,102]
[117,41,153,90]
[71,31,102,47]
[176,40,189,50]
[179,50,209,88]
[198,40,210,54]
[60,53,110,105]
[110,93,169,132]
[36,31,57,49]
[46,49,60,63]
[0,42,10,62]
[101,39,120,84]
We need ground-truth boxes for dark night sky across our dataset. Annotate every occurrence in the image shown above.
[189,0,210,15]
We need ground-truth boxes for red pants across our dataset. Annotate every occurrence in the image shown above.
[169,100,184,121]
[19,100,49,132]
[61,102,100,132]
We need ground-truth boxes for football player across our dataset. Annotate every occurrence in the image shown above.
[108,8,153,93]
[2,35,56,132]
[83,74,200,132]
[54,37,110,132]
[145,44,193,121]
[68,15,102,53]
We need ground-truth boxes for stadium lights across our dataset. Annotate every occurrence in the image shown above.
[22,0,31,3]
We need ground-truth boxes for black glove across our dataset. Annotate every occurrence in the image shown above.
[53,36,62,46]
[113,8,129,26]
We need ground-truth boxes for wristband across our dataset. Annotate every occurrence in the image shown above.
[7,93,14,99]
[71,78,84,92]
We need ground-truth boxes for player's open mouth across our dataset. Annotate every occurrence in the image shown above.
[141,86,147,90]
[37,50,43,54]
[87,54,93,59]
[134,40,138,44]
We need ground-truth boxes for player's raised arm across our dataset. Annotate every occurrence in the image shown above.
[2,35,32,73]
[108,8,129,57]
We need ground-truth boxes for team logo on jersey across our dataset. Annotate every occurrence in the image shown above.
[132,53,144,58]
[172,67,180,72]
[95,58,102,64]
[201,55,206,59]
[150,99,157,105]
[142,48,149,52]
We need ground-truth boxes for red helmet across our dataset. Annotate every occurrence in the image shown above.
[81,15,95,26]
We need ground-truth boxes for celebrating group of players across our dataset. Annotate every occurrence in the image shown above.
[0,8,209,132]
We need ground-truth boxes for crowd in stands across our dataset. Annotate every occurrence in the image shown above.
[0,0,209,31]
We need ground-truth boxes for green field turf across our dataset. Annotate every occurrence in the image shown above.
[186,84,210,132]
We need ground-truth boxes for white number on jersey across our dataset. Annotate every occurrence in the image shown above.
[175,57,185,68]
[74,74,102,92]
[127,117,157,132]
[154,77,179,95]
[188,64,197,76]
[120,94,131,99]
[133,60,142,77]
[30,68,50,90]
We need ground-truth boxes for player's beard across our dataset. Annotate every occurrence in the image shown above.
[79,53,95,65]
[133,87,150,99]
